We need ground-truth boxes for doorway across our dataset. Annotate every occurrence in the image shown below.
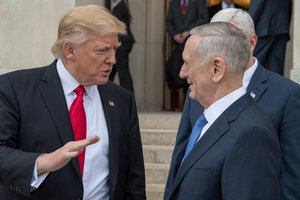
[164,0,185,111]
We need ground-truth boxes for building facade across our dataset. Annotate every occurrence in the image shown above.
[1,0,299,111]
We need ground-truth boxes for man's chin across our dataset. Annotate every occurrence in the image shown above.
[82,78,109,86]
[188,90,195,100]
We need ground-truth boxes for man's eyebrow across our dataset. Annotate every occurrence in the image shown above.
[95,42,121,48]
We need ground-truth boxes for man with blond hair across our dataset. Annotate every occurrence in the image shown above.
[0,5,145,200]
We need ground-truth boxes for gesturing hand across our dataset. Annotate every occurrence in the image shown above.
[37,135,100,175]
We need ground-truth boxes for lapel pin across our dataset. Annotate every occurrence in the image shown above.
[250,91,256,99]
[109,100,115,107]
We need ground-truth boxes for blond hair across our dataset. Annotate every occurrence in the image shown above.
[51,5,126,59]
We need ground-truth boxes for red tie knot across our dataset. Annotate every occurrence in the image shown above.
[74,85,85,96]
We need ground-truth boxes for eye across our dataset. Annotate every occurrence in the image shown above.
[114,45,120,50]
[95,47,110,55]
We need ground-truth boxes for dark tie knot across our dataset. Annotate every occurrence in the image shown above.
[74,85,85,96]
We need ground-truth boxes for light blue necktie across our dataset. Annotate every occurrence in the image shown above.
[182,114,207,161]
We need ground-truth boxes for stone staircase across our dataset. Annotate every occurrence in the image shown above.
[138,112,182,200]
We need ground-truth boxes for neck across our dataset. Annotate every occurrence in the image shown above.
[246,56,255,69]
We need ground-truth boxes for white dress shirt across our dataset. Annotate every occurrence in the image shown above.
[198,87,246,140]
[243,57,258,89]
[222,1,235,9]
[31,59,109,200]
[195,58,257,142]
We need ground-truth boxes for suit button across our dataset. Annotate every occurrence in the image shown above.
[9,184,15,191]
[76,195,83,200]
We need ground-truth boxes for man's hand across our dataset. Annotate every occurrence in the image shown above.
[181,31,190,40]
[37,135,100,175]
[174,34,185,44]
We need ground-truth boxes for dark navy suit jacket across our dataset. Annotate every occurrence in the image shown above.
[168,62,300,200]
[164,93,281,199]
[0,60,145,200]
[249,0,292,37]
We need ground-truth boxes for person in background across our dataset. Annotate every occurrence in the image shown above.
[166,0,209,98]
[0,5,145,200]
[164,21,281,200]
[109,0,135,93]
[179,8,300,200]
[249,0,292,75]
[207,0,248,19]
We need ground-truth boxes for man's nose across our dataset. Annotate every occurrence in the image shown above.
[106,50,117,64]
[179,65,188,79]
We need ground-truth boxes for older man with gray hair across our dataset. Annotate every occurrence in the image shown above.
[178,8,300,200]
[164,21,281,200]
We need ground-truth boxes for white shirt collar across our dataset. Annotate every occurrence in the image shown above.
[243,57,258,89]
[222,1,235,9]
[56,59,95,100]
[204,87,246,126]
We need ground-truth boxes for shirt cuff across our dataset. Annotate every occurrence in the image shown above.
[30,155,49,191]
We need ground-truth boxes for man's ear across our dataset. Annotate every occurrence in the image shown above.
[211,57,225,82]
[249,34,257,52]
[63,42,75,60]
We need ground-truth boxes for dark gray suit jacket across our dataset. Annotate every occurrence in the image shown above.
[166,0,208,39]
[112,0,135,45]
[0,60,145,200]
[164,94,281,199]
[171,62,300,200]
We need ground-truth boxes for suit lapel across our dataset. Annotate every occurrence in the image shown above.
[98,83,120,193]
[247,62,268,102]
[168,116,229,197]
[39,61,81,177]
[167,95,253,198]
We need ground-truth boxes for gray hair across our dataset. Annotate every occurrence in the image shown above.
[190,22,250,73]
[51,5,126,60]
[210,8,255,36]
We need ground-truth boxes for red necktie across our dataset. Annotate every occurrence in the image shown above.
[69,85,86,176]
[182,0,187,14]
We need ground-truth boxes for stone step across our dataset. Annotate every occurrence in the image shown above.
[143,145,174,164]
[146,184,165,200]
[145,163,170,185]
[138,112,181,130]
[138,112,180,200]
[140,129,177,146]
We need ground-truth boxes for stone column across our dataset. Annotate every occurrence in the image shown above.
[0,0,75,74]
[290,0,300,83]
[0,0,104,75]
[129,0,165,111]
[0,0,166,111]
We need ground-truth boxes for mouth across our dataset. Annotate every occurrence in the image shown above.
[101,68,112,77]
[187,79,193,86]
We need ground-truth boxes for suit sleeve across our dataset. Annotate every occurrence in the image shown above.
[164,93,193,198]
[175,93,193,147]
[0,74,40,197]
[124,94,146,199]
[166,1,177,38]
[222,125,281,200]
[280,86,300,200]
